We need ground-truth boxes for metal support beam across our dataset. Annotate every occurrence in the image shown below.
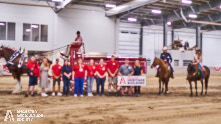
[196,24,201,48]
[139,26,143,55]
[171,30,174,44]
[163,16,168,47]
[200,33,203,53]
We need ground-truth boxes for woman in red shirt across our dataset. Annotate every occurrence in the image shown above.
[72,58,87,97]
[95,59,107,96]
[86,59,96,96]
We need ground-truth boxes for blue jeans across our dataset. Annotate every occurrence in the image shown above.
[96,77,106,95]
[87,76,94,94]
[198,64,204,79]
[168,63,174,74]
[63,78,70,95]
[74,78,84,95]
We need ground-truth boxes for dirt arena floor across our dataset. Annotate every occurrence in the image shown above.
[0,75,221,124]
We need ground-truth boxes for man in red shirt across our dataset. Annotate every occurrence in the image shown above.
[51,59,62,96]
[25,56,40,97]
[107,55,119,94]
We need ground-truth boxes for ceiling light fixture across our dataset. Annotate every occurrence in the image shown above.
[31,25,39,28]
[105,4,116,8]
[151,10,161,14]
[26,29,31,32]
[52,0,64,2]
[182,0,192,4]
[188,14,197,18]
[167,22,171,25]
[0,23,5,26]
[128,18,137,22]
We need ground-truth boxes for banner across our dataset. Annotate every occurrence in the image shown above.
[117,76,146,86]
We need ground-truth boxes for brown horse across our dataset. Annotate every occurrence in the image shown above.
[187,63,210,96]
[0,45,52,93]
[151,57,171,95]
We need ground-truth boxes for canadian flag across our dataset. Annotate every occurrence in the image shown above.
[120,77,126,85]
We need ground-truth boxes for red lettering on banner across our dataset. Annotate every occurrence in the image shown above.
[120,77,126,85]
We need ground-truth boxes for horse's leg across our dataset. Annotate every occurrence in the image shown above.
[165,81,169,94]
[159,79,161,95]
[200,79,204,95]
[12,73,22,94]
[205,78,209,95]
[189,81,193,97]
[162,81,164,94]
[195,81,198,96]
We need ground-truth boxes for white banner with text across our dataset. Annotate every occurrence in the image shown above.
[117,76,146,86]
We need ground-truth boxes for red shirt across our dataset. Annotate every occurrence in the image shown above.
[96,64,107,77]
[73,64,86,78]
[52,64,62,79]
[86,65,96,77]
[107,60,119,77]
[26,61,40,77]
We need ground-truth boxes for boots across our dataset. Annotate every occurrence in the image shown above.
[171,73,174,79]
[155,71,159,77]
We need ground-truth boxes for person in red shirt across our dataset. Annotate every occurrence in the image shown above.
[25,56,40,97]
[86,59,96,96]
[72,58,87,97]
[51,59,62,96]
[107,55,119,94]
[95,59,107,96]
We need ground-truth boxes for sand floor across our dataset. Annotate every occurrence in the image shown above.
[0,75,221,124]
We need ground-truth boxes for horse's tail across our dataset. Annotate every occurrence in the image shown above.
[203,66,210,78]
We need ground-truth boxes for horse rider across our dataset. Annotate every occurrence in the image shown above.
[156,47,174,79]
[60,31,83,59]
[192,48,204,80]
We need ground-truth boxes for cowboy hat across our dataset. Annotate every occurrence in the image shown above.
[163,47,168,50]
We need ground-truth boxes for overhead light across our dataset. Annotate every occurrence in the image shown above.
[105,4,116,8]
[182,0,192,4]
[128,18,137,22]
[26,29,31,32]
[52,0,63,2]
[189,14,197,18]
[220,6,221,9]
[151,10,161,14]
[31,25,39,28]
[167,22,171,25]
[0,23,5,26]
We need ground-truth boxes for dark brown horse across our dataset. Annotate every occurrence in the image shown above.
[0,45,51,93]
[151,57,171,95]
[187,63,210,96]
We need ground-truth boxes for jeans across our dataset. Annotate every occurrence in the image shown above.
[168,63,174,75]
[87,76,94,94]
[134,86,141,94]
[96,77,106,95]
[63,79,70,95]
[74,78,84,95]
[198,64,204,79]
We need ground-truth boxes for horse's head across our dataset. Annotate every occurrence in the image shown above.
[187,63,196,80]
[151,57,160,68]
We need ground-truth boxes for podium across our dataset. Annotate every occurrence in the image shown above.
[69,42,83,68]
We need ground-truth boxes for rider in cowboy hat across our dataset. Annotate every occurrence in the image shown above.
[193,48,204,79]
[157,47,174,79]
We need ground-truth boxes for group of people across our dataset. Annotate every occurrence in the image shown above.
[24,55,144,97]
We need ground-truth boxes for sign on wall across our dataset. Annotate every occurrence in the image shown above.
[117,76,146,86]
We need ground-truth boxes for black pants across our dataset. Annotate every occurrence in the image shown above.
[134,86,141,94]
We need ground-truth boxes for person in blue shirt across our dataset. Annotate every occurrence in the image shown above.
[156,47,174,79]
[62,59,72,96]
